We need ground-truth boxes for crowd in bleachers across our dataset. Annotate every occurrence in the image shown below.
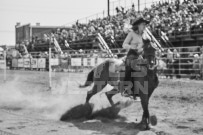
[13,0,203,50]
[149,0,203,36]
[19,0,203,53]
[40,0,203,47]
[12,0,203,78]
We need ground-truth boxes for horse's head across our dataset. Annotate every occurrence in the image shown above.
[143,40,158,70]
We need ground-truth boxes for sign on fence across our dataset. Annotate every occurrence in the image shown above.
[24,59,30,68]
[50,58,59,66]
[11,57,107,70]
[96,58,106,65]
[18,59,24,68]
[38,58,46,68]
[0,60,5,69]
[83,58,95,66]
[12,58,46,69]
[71,58,82,66]
[31,59,38,68]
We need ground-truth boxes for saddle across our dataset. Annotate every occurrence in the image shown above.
[121,46,157,98]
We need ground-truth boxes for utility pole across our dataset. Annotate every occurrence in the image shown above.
[138,0,140,12]
[107,0,110,16]
[145,0,146,8]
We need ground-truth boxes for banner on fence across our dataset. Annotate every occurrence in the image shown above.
[50,58,59,66]
[31,59,38,68]
[38,58,46,68]
[0,60,5,69]
[18,59,24,68]
[12,59,18,68]
[24,59,30,68]
[83,58,95,66]
[71,58,82,66]
[96,58,106,65]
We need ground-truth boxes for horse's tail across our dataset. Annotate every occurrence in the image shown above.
[79,68,94,88]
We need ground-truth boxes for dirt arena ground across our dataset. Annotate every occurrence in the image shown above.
[0,70,203,135]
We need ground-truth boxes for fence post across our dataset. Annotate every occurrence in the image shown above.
[4,50,6,82]
[178,48,180,76]
[49,48,52,90]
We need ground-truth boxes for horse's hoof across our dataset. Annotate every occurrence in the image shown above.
[136,122,150,130]
[150,115,157,126]
[84,103,94,119]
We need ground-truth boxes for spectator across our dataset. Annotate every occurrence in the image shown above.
[173,49,181,78]
[166,49,174,78]
[199,46,203,79]
[192,54,200,79]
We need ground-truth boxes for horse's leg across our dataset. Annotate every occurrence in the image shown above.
[137,73,158,130]
[86,82,107,103]
[139,92,150,130]
[85,85,98,103]
[79,69,94,88]
[105,88,119,106]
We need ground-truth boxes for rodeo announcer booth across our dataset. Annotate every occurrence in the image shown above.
[122,17,150,97]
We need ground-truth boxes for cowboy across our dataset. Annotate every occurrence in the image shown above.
[122,17,150,98]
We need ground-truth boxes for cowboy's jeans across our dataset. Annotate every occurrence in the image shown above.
[121,49,149,96]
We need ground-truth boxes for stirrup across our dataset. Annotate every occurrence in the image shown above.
[122,92,131,97]
[121,89,133,97]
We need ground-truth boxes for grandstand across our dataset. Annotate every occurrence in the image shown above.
[12,0,203,79]
[15,0,203,52]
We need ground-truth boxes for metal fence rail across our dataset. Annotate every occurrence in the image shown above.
[5,46,203,79]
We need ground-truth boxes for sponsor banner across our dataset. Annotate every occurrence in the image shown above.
[24,59,30,68]
[18,59,24,68]
[50,58,59,66]
[12,59,18,68]
[31,59,38,68]
[96,58,106,65]
[0,60,5,69]
[83,58,95,67]
[71,58,82,66]
[38,58,46,68]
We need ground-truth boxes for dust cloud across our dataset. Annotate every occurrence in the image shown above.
[0,76,87,120]
[0,75,132,121]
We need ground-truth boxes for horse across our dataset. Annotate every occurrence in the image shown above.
[79,41,159,130]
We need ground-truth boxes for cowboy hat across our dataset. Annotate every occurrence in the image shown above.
[131,17,150,26]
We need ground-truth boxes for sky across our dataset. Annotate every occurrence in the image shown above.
[0,0,161,45]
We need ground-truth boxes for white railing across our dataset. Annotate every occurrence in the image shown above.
[97,33,114,58]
